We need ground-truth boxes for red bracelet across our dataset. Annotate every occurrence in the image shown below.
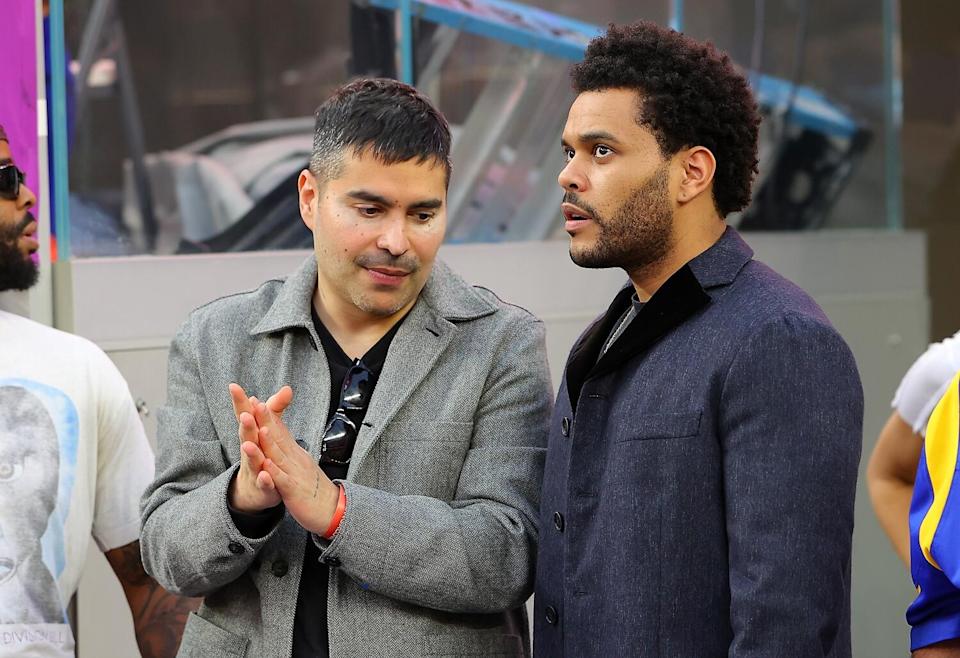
[322,483,346,539]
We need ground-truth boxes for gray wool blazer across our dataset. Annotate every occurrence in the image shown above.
[140,257,553,658]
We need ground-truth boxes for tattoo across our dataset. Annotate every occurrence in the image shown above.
[105,541,201,658]
[312,471,320,499]
[105,539,152,586]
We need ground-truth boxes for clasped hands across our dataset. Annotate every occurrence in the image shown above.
[226,383,339,536]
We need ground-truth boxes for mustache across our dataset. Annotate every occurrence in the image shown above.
[562,192,601,222]
[355,251,420,273]
[15,214,36,234]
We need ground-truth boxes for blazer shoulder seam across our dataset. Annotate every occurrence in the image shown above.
[189,277,287,317]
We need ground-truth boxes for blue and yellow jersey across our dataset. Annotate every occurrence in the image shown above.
[908,370,960,650]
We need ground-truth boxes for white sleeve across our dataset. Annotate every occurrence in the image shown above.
[892,330,960,436]
[91,349,155,552]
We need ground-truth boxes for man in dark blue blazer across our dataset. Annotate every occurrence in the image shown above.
[534,21,863,657]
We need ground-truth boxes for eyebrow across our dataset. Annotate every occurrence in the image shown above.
[346,190,443,210]
[562,131,623,148]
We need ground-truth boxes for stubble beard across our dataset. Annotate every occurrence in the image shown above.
[348,252,424,318]
[348,286,415,318]
[568,165,674,276]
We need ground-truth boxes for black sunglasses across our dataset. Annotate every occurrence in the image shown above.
[0,165,25,201]
[319,359,374,466]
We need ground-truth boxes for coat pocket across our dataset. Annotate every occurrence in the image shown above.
[178,612,249,658]
[377,421,474,498]
[617,411,702,441]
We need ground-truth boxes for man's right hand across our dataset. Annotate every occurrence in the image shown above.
[227,383,282,512]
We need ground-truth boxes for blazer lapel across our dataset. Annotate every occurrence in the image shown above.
[564,227,755,410]
[565,285,635,410]
[284,337,331,461]
[591,264,710,380]
[565,266,710,410]
[347,299,455,479]
[247,256,334,458]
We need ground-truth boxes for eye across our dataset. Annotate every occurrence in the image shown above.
[0,558,15,585]
[413,211,435,223]
[356,206,381,217]
[562,147,575,161]
[593,144,614,158]
[0,459,24,483]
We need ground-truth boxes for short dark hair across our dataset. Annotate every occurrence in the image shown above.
[309,78,452,186]
[571,22,760,217]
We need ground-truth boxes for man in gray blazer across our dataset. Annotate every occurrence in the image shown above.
[534,22,863,657]
[141,79,553,657]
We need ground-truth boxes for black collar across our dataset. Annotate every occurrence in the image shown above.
[311,307,404,372]
[564,227,754,411]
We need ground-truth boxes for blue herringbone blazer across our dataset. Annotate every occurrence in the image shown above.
[534,227,863,657]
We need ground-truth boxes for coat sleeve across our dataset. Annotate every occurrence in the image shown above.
[316,317,553,614]
[139,317,280,597]
[720,313,863,657]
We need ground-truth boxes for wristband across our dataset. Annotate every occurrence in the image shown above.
[322,483,346,539]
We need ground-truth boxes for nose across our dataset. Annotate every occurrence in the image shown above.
[558,159,587,193]
[19,181,36,211]
[376,215,410,256]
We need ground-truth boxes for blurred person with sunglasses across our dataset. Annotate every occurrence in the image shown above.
[140,79,552,658]
[0,124,196,657]
[533,22,863,657]
[0,131,38,292]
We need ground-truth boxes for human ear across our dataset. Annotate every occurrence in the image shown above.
[677,146,716,204]
[298,170,319,230]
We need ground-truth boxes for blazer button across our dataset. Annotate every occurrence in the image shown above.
[553,512,564,532]
[321,555,341,567]
[271,559,288,577]
[545,605,559,625]
[227,541,244,555]
[561,416,570,437]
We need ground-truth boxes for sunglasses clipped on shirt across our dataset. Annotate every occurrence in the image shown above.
[0,165,25,201]
[319,358,375,467]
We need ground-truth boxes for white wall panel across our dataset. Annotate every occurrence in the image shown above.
[59,231,925,657]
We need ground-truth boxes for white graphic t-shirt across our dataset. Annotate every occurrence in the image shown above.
[0,310,154,657]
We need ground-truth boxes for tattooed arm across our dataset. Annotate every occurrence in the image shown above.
[104,540,200,658]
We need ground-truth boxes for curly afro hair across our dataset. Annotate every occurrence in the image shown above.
[571,21,760,217]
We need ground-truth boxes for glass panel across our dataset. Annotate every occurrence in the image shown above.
[56,0,900,258]
[684,0,894,230]
[62,0,357,256]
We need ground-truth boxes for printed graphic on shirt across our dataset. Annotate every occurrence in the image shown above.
[0,380,78,656]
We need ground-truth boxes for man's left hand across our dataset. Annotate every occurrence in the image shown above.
[251,395,340,536]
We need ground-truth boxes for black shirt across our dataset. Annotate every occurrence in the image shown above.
[229,311,404,658]
[291,310,402,657]
[600,293,645,357]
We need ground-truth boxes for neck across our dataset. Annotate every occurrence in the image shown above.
[312,286,414,359]
[628,211,726,302]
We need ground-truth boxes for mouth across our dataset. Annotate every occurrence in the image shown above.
[20,221,39,252]
[561,203,594,234]
[365,266,411,286]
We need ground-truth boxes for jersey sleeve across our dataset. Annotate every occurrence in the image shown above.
[893,331,960,435]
